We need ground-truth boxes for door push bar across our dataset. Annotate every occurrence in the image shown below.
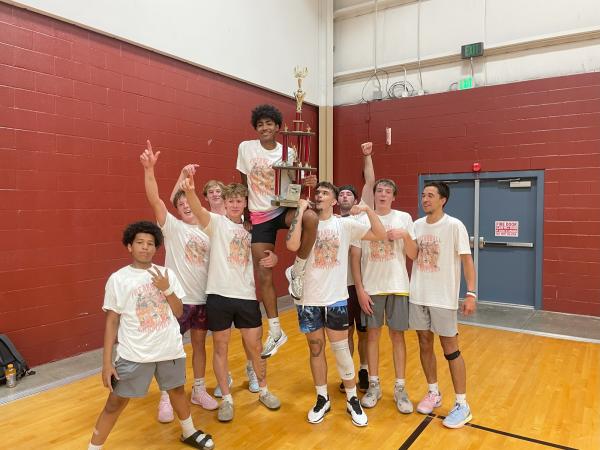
[470,237,534,249]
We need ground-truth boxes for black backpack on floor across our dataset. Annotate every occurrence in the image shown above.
[0,334,34,384]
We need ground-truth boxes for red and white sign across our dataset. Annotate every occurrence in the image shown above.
[495,220,519,237]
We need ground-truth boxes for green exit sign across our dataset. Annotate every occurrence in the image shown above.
[459,77,474,90]
[461,42,484,59]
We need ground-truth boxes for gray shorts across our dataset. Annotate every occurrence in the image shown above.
[113,357,186,398]
[409,303,458,337]
[361,295,409,331]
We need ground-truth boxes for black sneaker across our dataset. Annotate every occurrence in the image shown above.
[346,396,368,427]
[307,394,331,424]
[358,369,369,392]
[339,381,345,393]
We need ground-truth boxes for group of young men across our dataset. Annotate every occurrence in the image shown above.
[87,104,477,449]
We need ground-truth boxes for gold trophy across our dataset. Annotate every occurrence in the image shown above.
[272,66,317,207]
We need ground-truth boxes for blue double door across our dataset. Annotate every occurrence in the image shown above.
[419,171,544,308]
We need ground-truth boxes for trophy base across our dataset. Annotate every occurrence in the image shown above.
[271,199,301,208]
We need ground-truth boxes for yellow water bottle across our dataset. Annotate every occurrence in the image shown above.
[5,363,17,388]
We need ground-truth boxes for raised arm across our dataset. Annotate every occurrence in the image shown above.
[170,164,199,204]
[350,205,386,241]
[140,140,167,227]
[286,199,309,252]
[180,174,211,229]
[360,142,375,209]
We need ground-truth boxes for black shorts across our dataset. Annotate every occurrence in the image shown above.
[206,294,262,331]
[250,209,289,244]
[347,285,367,332]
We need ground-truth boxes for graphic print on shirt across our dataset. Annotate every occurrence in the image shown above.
[313,229,340,269]
[184,233,208,266]
[134,283,170,332]
[248,157,274,196]
[369,224,395,262]
[416,234,441,272]
[227,228,251,267]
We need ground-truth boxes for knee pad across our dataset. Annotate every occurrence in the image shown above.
[331,340,355,380]
[444,350,461,361]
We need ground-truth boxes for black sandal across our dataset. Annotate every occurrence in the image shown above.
[181,430,214,449]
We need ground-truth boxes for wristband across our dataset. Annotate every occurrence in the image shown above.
[162,287,174,297]
[465,291,477,298]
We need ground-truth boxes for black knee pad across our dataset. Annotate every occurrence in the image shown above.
[444,350,461,361]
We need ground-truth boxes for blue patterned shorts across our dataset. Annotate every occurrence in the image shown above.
[296,303,349,333]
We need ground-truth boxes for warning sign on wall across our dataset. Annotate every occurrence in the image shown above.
[495,221,519,237]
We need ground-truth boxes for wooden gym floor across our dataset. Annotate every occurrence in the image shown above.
[1,308,599,449]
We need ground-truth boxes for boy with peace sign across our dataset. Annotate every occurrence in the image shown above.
[87,221,214,450]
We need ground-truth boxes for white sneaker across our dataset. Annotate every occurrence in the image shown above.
[347,396,368,427]
[260,330,288,359]
[394,384,413,414]
[360,381,382,408]
[307,394,331,424]
[246,365,259,393]
[285,266,304,299]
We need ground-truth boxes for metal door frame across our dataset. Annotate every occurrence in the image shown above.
[418,170,544,309]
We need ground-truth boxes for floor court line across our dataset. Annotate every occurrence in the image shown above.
[398,413,578,450]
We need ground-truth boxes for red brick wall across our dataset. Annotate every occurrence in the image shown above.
[334,72,600,317]
[0,4,318,366]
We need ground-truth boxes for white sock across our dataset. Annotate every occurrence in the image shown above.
[456,393,467,405]
[179,415,195,439]
[259,385,268,395]
[345,386,357,400]
[246,360,253,370]
[292,256,307,275]
[268,317,281,337]
[160,390,169,400]
[428,383,439,394]
[369,375,380,384]
[194,378,205,389]
[395,378,405,387]
[315,384,328,399]
[223,394,233,404]
[88,444,103,450]
[360,364,368,371]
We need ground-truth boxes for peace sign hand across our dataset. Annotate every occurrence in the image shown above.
[148,266,170,293]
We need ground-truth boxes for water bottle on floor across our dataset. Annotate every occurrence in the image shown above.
[5,363,17,388]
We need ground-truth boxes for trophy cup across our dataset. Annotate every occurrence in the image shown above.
[271,66,317,207]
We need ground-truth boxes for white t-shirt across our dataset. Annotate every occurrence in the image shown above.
[345,211,366,287]
[236,139,295,213]
[103,265,186,363]
[204,212,256,300]
[353,209,416,295]
[298,215,370,307]
[409,214,471,310]
[161,213,210,305]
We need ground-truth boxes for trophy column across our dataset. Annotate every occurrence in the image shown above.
[271,67,317,208]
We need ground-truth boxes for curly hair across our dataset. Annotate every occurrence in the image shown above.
[122,221,164,248]
[251,104,282,128]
